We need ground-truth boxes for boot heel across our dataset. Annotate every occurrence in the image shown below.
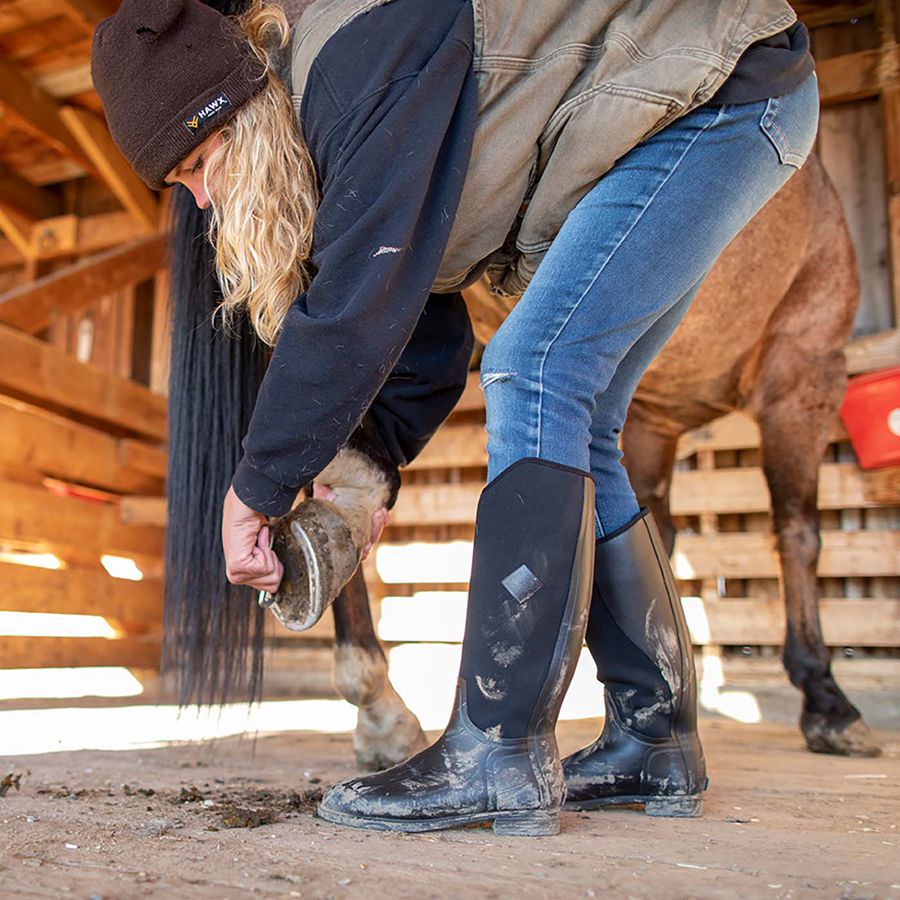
[645,795,704,818]
[492,808,560,836]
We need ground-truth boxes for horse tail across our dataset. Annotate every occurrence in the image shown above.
[161,0,271,707]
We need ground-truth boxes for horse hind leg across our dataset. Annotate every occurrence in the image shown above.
[331,568,428,770]
[750,253,879,757]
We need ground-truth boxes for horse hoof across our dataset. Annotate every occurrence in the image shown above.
[802,713,882,757]
[264,501,361,631]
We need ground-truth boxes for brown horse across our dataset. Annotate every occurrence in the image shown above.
[325,151,880,768]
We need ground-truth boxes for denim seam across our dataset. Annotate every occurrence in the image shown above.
[533,104,726,458]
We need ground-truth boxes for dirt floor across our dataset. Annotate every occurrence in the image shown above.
[1,717,898,900]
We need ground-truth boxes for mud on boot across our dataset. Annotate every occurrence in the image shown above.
[318,459,595,835]
[562,508,706,817]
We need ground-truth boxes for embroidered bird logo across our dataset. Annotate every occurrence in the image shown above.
[186,115,199,129]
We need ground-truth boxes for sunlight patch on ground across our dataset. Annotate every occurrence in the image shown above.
[0,699,358,756]
[700,651,762,724]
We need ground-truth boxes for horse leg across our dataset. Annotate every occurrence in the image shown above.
[621,410,681,555]
[751,315,879,757]
[331,568,428,770]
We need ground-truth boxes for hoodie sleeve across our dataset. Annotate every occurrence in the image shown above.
[231,1,477,516]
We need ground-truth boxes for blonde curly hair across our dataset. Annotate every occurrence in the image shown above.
[202,1,318,346]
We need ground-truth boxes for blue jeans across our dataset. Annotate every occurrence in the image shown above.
[482,70,821,538]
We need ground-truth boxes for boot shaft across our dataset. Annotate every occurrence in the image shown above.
[459,458,596,740]
[587,509,698,740]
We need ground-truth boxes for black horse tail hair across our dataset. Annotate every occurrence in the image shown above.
[162,0,270,707]
[163,180,271,707]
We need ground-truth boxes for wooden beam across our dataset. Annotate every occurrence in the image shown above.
[0,480,164,559]
[698,598,900,647]
[119,496,167,527]
[0,562,161,624]
[60,106,159,234]
[797,3,875,29]
[862,465,900,503]
[816,44,900,104]
[0,206,35,259]
[0,233,167,333]
[0,166,62,221]
[0,321,167,442]
[845,327,900,373]
[0,635,160,669]
[673,530,900,579]
[31,211,144,260]
[57,0,121,31]
[0,397,164,495]
[406,423,486,470]
[0,56,93,173]
[669,463,881,515]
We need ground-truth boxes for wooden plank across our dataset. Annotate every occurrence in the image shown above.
[377,592,900,648]
[0,396,164,494]
[406,424,486,470]
[845,328,900,373]
[0,233,166,333]
[862,466,900,503]
[118,438,167,480]
[0,55,92,172]
[455,371,483,412]
[816,45,900,105]
[119,496,166,527]
[0,562,162,624]
[673,530,900,579]
[670,463,882,515]
[0,480,164,559]
[150,266,171,395]
[0,320,167,441]
[57,0,121,31]
[0,165,62,220]
[0,635,161,669]
[59,106,158,234]
[0,205,34,259]
[30,211,143,260]
[798,3,875,28]
[698,598,900,647]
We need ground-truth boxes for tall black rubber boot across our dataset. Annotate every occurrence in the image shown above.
[318,458,594,835]
[562,508,707,817]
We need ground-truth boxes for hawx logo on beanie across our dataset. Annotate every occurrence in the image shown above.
[91,0,267,190]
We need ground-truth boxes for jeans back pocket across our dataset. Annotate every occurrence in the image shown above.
[759,71,820,169]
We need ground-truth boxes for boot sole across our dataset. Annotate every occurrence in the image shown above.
[317,802,560,836]
[564,793,703,818]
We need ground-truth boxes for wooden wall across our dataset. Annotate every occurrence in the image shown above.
[0,1,898,700]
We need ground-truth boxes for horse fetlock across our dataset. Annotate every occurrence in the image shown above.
[334,644,388,707]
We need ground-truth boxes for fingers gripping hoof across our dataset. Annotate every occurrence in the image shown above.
[802,712,882,757]
[262,447,392,632]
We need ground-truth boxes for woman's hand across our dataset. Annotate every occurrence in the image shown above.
[222,485,284,593]
[313,482,389,560]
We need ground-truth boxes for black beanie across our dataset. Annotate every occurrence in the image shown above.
[91,0,268,190]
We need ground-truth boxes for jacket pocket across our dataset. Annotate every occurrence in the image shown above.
[758,71,820,169]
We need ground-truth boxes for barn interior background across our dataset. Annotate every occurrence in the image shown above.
[0,0,897,748]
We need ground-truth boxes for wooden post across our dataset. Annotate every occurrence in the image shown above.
[877,0,900,325]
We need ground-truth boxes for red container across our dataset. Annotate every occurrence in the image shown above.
[839,365,900,469]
